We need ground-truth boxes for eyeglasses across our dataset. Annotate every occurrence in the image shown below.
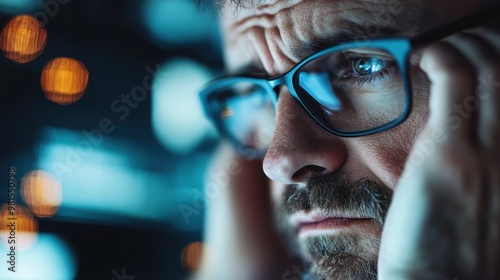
[200,6,499,158]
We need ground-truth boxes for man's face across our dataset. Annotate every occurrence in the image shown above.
[220,0,480,278]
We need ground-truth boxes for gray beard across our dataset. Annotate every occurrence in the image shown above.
[274,174,393,280]
[299,233,379,280]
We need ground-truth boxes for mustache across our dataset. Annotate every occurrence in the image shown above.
[281,173,394,227]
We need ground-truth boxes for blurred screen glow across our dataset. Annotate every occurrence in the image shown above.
[152,58,216,154]
[0,0,37,14]
[0,14,47,63]
[21,170,63,218]
[142,0,216,45]
[36,127,201,228]
[0,234,76,280]
[0,205,38,250]
[40,141,149,217]
[41,57,89,105]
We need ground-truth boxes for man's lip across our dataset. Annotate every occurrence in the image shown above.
[290,210,371,230]
[290,210,365,227]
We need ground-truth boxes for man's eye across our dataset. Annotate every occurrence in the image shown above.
[352,57,387,76]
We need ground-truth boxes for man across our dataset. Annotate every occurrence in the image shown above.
[194,0,500,279]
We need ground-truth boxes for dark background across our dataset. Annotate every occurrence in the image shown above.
[0,0,223,279]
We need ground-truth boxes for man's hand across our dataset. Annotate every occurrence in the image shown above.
[379,28,500,279]
[194,143,294,280]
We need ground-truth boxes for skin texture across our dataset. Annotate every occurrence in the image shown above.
[219,1,428,278]
[195,0,499,279]
[221,0,434,188]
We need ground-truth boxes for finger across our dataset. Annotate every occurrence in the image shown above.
[419,42,477,139]
[486,172,500,279]
[449,30,500,278]
[446,32,500,148]
[465,28,500,49]
[465,28,500,148]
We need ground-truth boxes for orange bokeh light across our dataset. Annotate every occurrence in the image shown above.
[0,205,38,250]
[0,15,47,64]
[21,170,63,218]
[181,242,206,271]
[41,57,89,105]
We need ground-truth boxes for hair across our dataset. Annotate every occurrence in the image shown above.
[198,0,496,13]
[196,0,263,12]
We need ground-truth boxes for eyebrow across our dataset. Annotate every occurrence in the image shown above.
[232,20,404,77]
[230,63,268,77]
[290,23,404,61]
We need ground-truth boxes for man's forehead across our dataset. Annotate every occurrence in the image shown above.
[220,0,429,74]
[220,0,302,16]
[220,0,426,20]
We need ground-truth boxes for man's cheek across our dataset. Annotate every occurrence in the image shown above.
[355,128,415,189]
[382,116,427,187]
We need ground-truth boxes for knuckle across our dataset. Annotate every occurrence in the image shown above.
[424,46,474,74]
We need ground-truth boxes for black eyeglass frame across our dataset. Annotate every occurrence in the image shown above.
[200,6,499,155]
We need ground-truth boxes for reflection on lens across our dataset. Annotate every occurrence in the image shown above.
[209,81,275,153]
[296,47,406,133]
[219,107,234,119]
[299,71,342,111]
[353,57,387,76]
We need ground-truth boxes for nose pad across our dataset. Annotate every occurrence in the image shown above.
[262,87,347,184]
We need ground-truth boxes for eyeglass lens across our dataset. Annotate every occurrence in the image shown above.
[296,47,406,132]
[211,81,276,153]
[210,47,407,153]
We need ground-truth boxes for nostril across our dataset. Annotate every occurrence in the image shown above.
[292,165,327,181]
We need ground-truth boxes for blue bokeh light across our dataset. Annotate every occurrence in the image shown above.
[141,0,219,46]
[0,234,76,280]
[0,0,37,14]
[152,58,217,154]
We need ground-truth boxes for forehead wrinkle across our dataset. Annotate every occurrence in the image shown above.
[222,0,301,28]
[248,26,280,74]
[274,1,313,62]
[275,0,407,61]
[223,0,432,74]
[225,2,306,74]
[300,0,435,60]
[265,26,297,74]
[263,4,312,73]
[222,11,274,73]
[253,0,303,15]
[222,0,302,17]
[234,20,282,74]
[311,2,399,43]
[228,12,274,36]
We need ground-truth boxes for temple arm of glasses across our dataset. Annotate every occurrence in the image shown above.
[411,4,500,48]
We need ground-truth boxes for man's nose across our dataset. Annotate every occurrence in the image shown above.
[263,88,347,185]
